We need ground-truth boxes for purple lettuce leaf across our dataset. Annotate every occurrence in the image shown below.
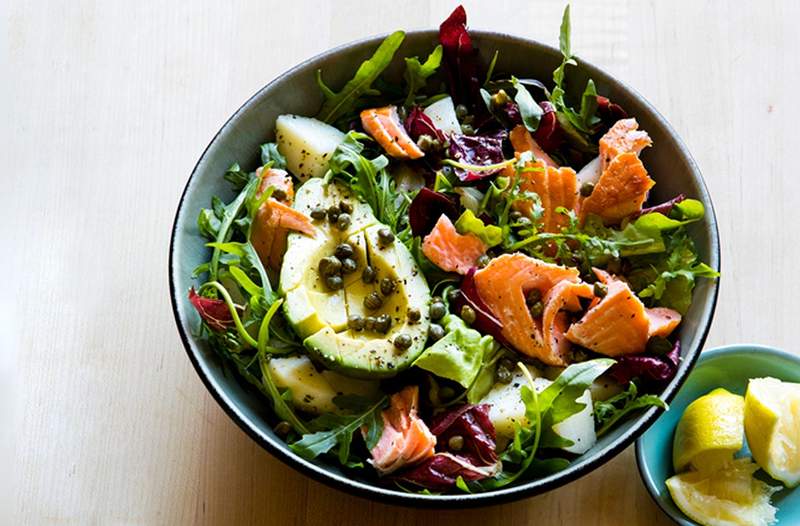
[395,452,501,490]
[188,288,234,331]
[448,130,507,182]
[453,267,509,348]
[405,106,445,142]
[532,101,562,153]
[439,5,480,106]
[632,194,687,219]
[408,187,460,237]
[608,340,682,388]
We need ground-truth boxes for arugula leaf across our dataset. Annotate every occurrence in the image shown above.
[594,381,667,437]
[316,31,406,123]
[455,210,503,247]
[403,45,443,106]
[260,143,286,169]
[413,315,496,388]
[511,76,543,132]
[223,163,253,191]
[207,177,259,281]
[289,397,387,463]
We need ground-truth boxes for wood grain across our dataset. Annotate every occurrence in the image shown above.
[6,0,799,524]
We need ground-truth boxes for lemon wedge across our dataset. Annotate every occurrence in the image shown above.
[666,458,779,526]
[673,388,745,473]
[745,377,800,487]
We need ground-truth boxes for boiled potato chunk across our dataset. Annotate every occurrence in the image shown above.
[423,96,461,135]
[276,115,345,181]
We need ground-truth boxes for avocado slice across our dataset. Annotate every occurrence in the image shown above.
[280,178,431,378]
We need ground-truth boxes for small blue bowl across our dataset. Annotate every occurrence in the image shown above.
[636,344,800,525]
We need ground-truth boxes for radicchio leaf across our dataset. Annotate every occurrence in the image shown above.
[396,452,500,490]
[608,340,681,388]
[404,106,445,142]
[596,95,628,125]
[453,267,509,347]
[632,194,687,219]
[409,187,460,237]
[448,130,507,182]
[532,101,562,152]
[188,288,234,331]
[439,5,480,105]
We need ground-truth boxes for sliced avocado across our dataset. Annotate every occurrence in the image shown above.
[268,354,380,414]
[280,178,431,378]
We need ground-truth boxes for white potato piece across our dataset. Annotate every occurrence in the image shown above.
[423,96,462,136]
[552,389,597,454]
[275,115,345,181]
[268,354,379,415]
[576,155,601,186]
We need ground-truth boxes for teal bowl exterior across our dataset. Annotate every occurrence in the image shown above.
[170,31,720,506]
[636,345,800,524]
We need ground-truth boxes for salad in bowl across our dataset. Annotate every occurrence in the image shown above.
[182,5,718,495]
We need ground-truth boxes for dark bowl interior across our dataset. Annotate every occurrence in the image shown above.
[169,30,720,507]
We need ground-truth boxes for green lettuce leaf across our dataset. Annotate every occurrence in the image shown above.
[455,209,503,247]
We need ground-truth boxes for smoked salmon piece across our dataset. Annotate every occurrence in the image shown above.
[366,385,436,475]
[599,118,652,172]
[578,152,655,225]
[360,105,424,160]
[509,125,558,168]
[542,280,595,364]
[565,270,681,356]
[422,214,487,274]
[251,168,314,271]
[511,161,578,233]
[474,254,580,365]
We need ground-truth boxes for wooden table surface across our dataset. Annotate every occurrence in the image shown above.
[7,0,800,524]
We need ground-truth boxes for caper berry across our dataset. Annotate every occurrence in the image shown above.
[348,315,365,331]
[272,188,287,201]
[528,300,544,318]
[509,210,523,221]
[495,364,513,384]
[375,314,392,334]
[460,305,476,325]
[593,282,608,299]
[364,292,383,310]
[341,258,357,274]
[364,316,377,331]
[325,275,343,290]
[318,256,342,277]
[339,200,353,214]
[407,308,421,323]
[516,216,532,227]
[525,288,542,306]
[310,206,326,220]
[326,206,340,222]
[476,254,490,268]
[460,123,475,136]
[394,333,412,350]
[448,435,465,451]
[274,421,292,436]
[380,277,396,296]
[361,265,377,284]
[455,104,469,119]
[428,323,445,341]
[429,302,446,321]
[334,243,354,260]
[580,181,596,197]
[336,213,351,230]
[377,227,395,246]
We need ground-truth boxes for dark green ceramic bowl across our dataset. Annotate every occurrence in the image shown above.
[169,31,720,507]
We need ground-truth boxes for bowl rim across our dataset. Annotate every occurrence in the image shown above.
[634,344,800,524]
[169,29,721,507]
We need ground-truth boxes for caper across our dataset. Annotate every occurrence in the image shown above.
[580,181,595,197]
[325,275,343,290]
[272,188,287,201]
[377,227,395,246]
[428,323,445,341]
[310,206,326,220]
[429,302,446,321]
[509,210,523,221]
[326,206,340,222]
[495,364,513,384]
[361,265,377,284]
[455,103,469,119]
[593,282,608,299]
[394,333,412,350]
[448,435,465,451]
[274,421,292,436]
[348,315,365,331]
[380,277,396,296]
[339,200,353,214]
[416,134,442,152]
[528,300,544,318]
[336,213,352,230]
[334,243,354,260]
[364,316,377,331]
[498,357,516,371]
[341,258,358,274]
[364,292,383,311]
[516,216,532,227]
[375,314,392,334]
[490,89,511,109]
[407,308,421,323]
[460,305,476,325]
[525,288,542,305]
[476,254,490,268]
[460,123,475,136]
[447,289,460,303]
[318,256,342,277]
